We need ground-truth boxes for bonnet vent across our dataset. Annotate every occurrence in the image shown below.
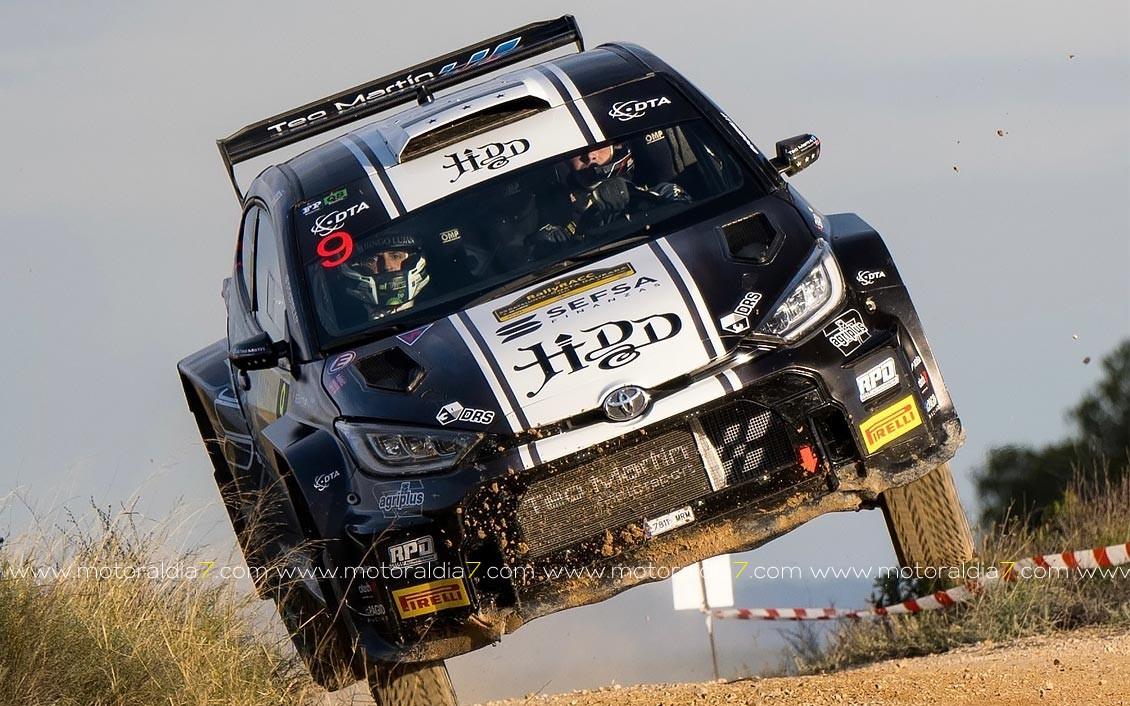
[718,213,780,263]
[355,347,424,392]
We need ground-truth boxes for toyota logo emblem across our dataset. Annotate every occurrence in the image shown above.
[602,385,651,422]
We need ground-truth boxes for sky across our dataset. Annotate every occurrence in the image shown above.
[1,1,1127,703]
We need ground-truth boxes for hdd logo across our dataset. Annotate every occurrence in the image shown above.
[387,535,436,568]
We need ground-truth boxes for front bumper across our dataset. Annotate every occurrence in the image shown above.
[332,280,962,663]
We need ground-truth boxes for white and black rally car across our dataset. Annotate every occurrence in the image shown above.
[179,17,973,705]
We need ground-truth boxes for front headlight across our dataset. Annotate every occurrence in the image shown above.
[757,240,844,341]
[335,420,482,476]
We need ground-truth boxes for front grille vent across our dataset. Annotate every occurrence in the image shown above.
[517,429,711,557]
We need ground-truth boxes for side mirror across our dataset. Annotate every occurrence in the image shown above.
[770,134,820,176]
[229,331,283,371]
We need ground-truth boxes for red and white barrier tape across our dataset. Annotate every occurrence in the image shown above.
[707,541,1130,622]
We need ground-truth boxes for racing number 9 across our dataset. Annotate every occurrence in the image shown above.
[317,231,353,268]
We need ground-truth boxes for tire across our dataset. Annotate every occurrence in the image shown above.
[277,587,363,691]
[880,462,975,572]
[368,660,458,706]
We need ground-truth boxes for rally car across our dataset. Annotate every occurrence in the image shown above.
[179,16,973,705]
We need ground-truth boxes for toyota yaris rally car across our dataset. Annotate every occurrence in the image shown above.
[179,16,973,705]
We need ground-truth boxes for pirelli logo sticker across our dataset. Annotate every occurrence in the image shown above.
[859,394,923,454]
[492,263,635,322]
[392,578,470,619]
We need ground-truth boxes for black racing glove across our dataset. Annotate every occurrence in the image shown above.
[532,222,576,244]
[588,176,632,214]
[650,181,692,203]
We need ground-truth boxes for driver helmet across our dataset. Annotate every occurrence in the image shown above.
[342,231,430,314]
[567,143,634,190]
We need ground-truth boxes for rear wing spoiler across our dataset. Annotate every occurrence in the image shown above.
[217,15,584,200]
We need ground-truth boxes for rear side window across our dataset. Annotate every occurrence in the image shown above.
[253,213,287,342]
[236,207,258,301]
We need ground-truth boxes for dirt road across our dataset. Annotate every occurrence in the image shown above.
[477,627,1130,706]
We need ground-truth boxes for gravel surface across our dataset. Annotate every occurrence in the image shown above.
[474,627,1130,706]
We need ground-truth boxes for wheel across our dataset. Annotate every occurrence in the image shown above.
[880,462,975,571]
[276,586,363,691]
[368,659,458,706]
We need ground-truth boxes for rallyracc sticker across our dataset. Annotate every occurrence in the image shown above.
[492,263,637,323]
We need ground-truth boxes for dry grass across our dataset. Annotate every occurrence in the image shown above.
[782,470,1130,674]
[0,504,323,706]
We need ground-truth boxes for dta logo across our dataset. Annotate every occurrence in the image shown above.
[608,96,672,122]
[311,202,370,236]
[313,469,341,492]
[856,270,887,286]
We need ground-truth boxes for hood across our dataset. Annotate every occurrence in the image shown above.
[321,198,816,434]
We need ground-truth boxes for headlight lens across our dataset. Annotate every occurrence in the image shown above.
[335,420,482,475]
[758,241,844,341]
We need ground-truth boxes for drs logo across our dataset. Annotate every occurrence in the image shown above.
[435,401,495,426]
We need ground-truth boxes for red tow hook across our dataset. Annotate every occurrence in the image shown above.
[798,445,820,475]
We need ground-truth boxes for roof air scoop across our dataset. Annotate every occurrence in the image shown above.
[399,95,551,161]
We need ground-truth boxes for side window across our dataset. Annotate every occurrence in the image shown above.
[237,207,259,302]
[253,211,288,342]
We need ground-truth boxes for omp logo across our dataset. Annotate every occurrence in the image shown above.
[387,535,436,568]
[856,356,899,403]
[608,96,672,122]
[860,394,922,454]
[392,579,470,619]
[442,139,530,183]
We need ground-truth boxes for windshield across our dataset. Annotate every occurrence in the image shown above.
[297,119,762,348]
